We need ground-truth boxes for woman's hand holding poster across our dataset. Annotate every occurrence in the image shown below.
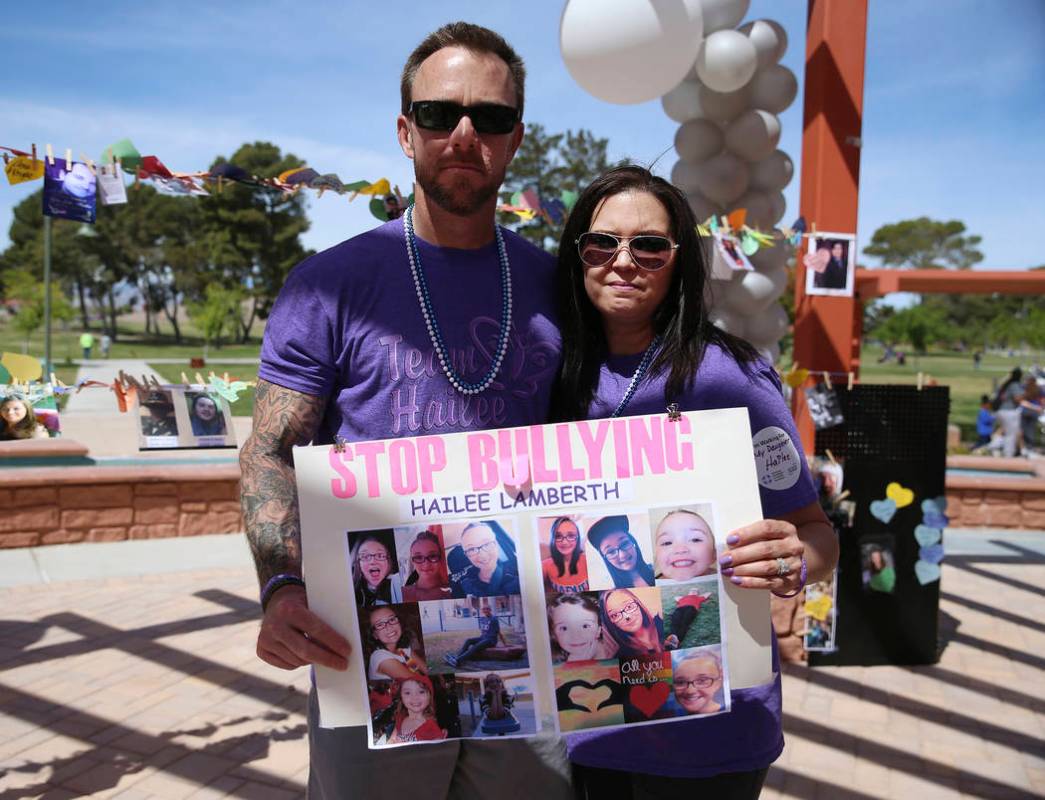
[295,408,773,748]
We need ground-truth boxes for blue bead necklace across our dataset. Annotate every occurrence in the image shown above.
[404,205,513,396]
[611,336,661,418]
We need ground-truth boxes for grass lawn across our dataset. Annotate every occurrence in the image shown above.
[148,362,259,417]
[662,582,721,649]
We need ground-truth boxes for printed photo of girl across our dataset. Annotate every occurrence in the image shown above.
[360,604,427,682]
[349,530,403,607]
[396,526,451,602]
[444,519,520,598]
[540,516,589,593]
[651,506,718,584]
[599,587,665,659]
[547,593,619,663]
[387,675,448,744]
[585,514,655,591]
[668,645,727,717]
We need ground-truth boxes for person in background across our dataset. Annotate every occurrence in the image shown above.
[79,331,95,360]
[1019,377,1043,453]
[100,333,112,359]
[995,367,1024,457]
[975,394,995,449]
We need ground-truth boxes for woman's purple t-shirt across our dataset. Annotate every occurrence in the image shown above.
[567,342,817,778]
[259,217,562,444]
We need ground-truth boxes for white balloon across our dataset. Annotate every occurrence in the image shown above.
[729,190,772,229]
[750,64,798,113]
[695,152,750,205]
[661,79,705,123]
[756,340,781,365]
[745,301,790,344]
[750,150,794,192]
[671,160,704,195]
[687,191,722,223]
[766,191,787,224]
[701,0,751,33]
[708,306,746,337]
[748,232,793,273]
[695,30,758,93]
[697,83,751,123]
[676,119,724,163]
[724,110,781,162]
[723,266,787,315]
[561,0,705,104]
[738,19,788,67]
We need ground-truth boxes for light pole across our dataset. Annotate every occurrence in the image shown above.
[43,216,52,372]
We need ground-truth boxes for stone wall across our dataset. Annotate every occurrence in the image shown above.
[0,465,242,548]
[945,456,1045,529]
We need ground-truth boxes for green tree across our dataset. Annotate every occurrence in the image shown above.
[863,217,984,270]
[498,124,617,251]
[1,267,74,352]
[198,142,311,342]
[187,284,243,359]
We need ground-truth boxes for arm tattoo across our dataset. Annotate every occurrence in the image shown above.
[239,379,325,588]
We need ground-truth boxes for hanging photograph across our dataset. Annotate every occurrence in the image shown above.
[804,383,845,430]
[804,232,856,297]
[42,159,97,223]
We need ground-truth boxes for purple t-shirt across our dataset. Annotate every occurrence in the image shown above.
[567,342,817,778]
[259,217,561,443]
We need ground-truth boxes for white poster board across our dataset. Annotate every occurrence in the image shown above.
[296,408,773,746]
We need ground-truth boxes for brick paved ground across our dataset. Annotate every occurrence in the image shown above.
[1,543,1042,798]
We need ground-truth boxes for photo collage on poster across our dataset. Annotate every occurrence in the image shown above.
[538,504,731,733]
[352,519,539,746]
[136,385,236,450]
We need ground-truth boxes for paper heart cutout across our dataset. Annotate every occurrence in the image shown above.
[886,482,914,509]
[869,566,896,593]
[919,543,945,564]
[914,560,941,585]
[803,249,830,274]
[923,511,949,529]
[784,367,810,389]
[629,682,670,718]
[804,595,833,621]
[914,525,942,547]
[921,497,948,516]
[565,683,612,713]
[870,498,897,523]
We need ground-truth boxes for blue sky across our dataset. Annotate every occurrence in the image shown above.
[1,0,1043,273]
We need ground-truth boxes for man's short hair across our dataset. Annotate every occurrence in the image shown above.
[400,21,526,117]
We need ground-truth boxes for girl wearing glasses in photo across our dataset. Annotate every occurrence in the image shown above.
[598,588,664,660]
[402,529,451,602]
[387,675,447,744]
[542,517,589,592]
[554,165,836,798]
[586,515,655,589]
[669,648,725,716]
[363,605,426,681]
[350,531,403,607]
[451,521,520,598]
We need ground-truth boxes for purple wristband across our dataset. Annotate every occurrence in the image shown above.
[260,573,305,610]
[771,556,808,598]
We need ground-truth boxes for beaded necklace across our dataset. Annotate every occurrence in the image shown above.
[403,205,512,396]
[611,336,661,418]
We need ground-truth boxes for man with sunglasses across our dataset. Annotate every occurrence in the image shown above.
[240,20,567,800]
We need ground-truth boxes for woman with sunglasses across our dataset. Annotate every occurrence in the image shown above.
[403,529,451,602]
[554,166,837,798]
[542,517,589,592]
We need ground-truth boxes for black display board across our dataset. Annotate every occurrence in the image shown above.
[810,385,949,666]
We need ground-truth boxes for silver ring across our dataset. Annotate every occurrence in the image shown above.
[776,557,791,577]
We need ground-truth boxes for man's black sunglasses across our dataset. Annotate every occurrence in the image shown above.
[408,101,519,135]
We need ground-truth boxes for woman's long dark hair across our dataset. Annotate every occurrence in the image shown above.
[552,165,758,421]
[548,516,583,578]
[595,531,655,588]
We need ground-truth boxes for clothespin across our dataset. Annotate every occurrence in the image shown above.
[917,372,924,391]
[333,435,347,454]
[810,221,818,238]
[222,371,230,383]
[181,372,190,385]
[822,371,831,386]
[666,403,681,422]
[45,144,55,166]
[85,158,96,176]
[195,372,206,386]
[113,380,128,413]
[825,449,837,465]
[2,152,8,165]
[65,148,72,170]
[836,490,851,502]
[31,143,37,162]
[106,147,114,166]
[847,372,854,391]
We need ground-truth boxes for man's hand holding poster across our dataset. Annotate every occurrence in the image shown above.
[295,408,774,748]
